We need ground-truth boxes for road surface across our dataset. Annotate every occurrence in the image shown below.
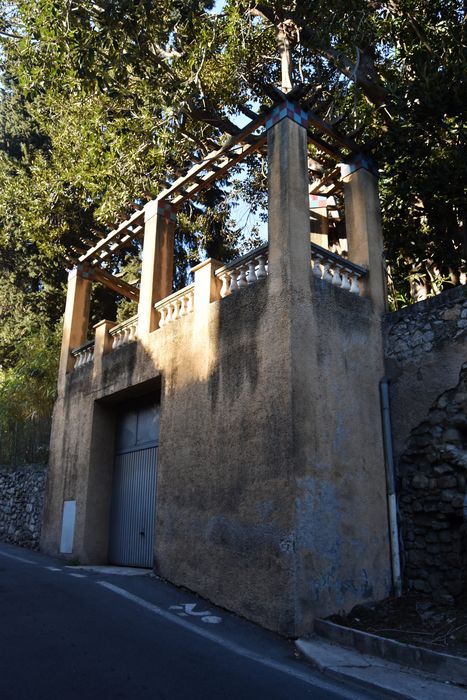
[0,542,376,700]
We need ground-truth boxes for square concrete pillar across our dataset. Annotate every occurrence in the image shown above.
[342,156,387,311]
[266,101,310,293]
[138,200,176,337]
[58,266,92,391]
[192,259,223,310]
[309,195,329,248]
[92,320,116,378]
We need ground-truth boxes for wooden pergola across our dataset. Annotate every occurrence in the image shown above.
[68,84,366,302]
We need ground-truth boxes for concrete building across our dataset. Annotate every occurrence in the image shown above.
[41,96,394,636]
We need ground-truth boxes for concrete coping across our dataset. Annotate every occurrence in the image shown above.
[314,618,467,685]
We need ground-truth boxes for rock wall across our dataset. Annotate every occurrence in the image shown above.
[398,364,467,603]
[384,285,467,602]
[0,466,47,550]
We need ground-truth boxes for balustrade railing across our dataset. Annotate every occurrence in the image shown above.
[75,243,367,370]
[71,340,94,369]
[215,244,269,297]
[109,314,138,349]
[310,242,367,296]
[154,284,195,328]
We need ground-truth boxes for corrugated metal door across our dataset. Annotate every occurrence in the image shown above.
[109,403,159,567]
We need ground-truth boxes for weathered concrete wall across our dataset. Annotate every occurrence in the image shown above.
[42,268,391,635]
[0,466,46,549]
[384,285,467,601]
[294,277,391,632]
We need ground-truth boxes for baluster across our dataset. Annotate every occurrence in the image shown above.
[74,353,81,369]
[230,269,239,293]
[322,261,332,282]
[341,268,351,291]
[246,260,257,285]
[170,300,179,322]
[220,273,230,298]
[179,295,187,317]
[332,264,342,287]
[350,272,361,295]
[186,291,194,314]
[128,323,137,342]
[237,265,248,289]
[312,255,322,278]
[158,306,167,328]
[256,255,267,280]
[165,303,173,324]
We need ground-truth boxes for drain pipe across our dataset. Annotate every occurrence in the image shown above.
[380,379,402,597]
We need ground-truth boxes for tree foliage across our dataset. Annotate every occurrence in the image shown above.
[0,0,465,423]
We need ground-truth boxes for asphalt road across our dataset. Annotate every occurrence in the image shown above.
[0,542,376,700]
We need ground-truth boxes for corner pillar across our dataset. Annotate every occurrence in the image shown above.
[341,155,387,311]
[266,101,310,293]
[138,201,176,337]
[58,265,92,391]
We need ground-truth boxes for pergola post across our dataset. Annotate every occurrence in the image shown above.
[266,100,310,292]
[309,194,329,248]
[58,265,92,390]
[138,201,176,337]
[342,155,387,311]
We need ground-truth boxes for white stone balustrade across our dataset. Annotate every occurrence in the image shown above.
[215,244,269,297]
[310,242,367,296]
[109,315,138,349]
[154,285,195,328]
[71,341,94,369]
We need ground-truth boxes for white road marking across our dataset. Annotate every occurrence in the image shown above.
[45,566,62,572]
[96,581,359,696]
[68,573,86,578]
[0,551,37,565]
[169,603,222,623]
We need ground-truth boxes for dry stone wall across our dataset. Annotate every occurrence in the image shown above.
[384,285,467,602]
[398,364,467,603]
[386,288,467,366]
[0,466,47,550]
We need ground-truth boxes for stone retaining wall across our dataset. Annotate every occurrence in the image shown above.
[398,364,467,603]
[384,285,467,602]
[0,466,47,550]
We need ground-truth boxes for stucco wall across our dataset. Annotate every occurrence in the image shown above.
[42,271,391,635]
[294,277,390,632]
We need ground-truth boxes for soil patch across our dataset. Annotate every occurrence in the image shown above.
[329,593,467,658]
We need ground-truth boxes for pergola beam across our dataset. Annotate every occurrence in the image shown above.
[90,267,140,301]
[75,96,363,267]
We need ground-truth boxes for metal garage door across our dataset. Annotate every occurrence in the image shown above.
[108,403,159,567]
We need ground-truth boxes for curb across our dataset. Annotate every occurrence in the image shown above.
[314,619,467,686]
[296,637,466,700]
[295,638,410,699]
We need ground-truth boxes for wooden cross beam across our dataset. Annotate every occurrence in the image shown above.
[89,266,140,301]
[79,210,144,264]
